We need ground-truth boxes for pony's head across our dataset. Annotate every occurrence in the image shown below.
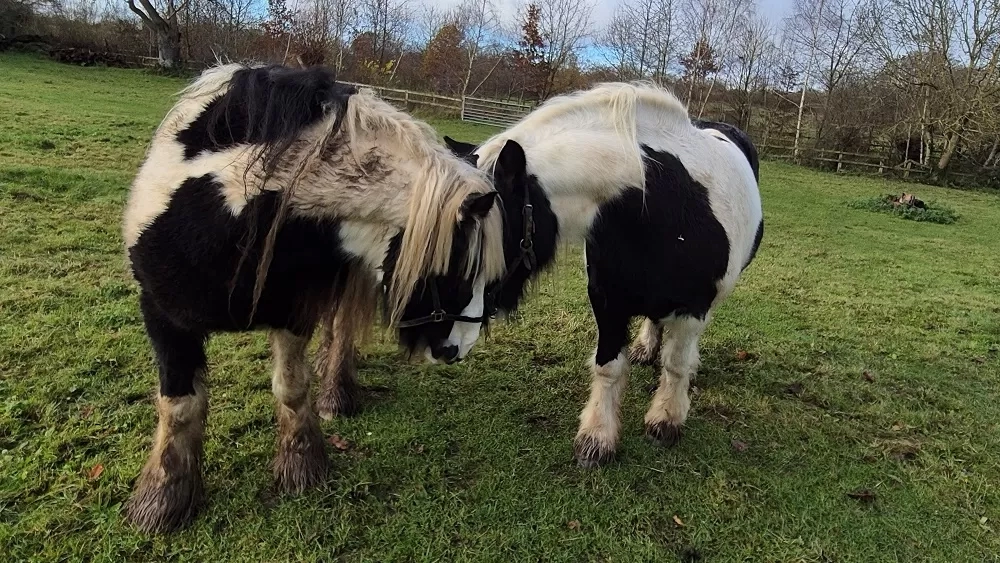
[442,136,559,336]
[383,189,501,363]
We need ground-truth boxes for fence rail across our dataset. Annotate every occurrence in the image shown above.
[758,143,985,182]
[462,96,534,128]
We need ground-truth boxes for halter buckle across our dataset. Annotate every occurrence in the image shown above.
[431,310,445,323]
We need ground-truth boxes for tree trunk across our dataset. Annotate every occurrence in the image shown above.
[157,28,182,68]
[935,114,971,178]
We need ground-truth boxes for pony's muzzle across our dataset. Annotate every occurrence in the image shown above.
[431,343,460,364]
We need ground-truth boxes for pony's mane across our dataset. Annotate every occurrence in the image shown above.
[476,82,691,195]
[174,63,504,325]
[341,87,505,322]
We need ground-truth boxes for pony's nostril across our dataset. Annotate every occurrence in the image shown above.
[435,344,459,363]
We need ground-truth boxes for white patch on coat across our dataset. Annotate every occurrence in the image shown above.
[338,221,395,273]
[446,275,486,359]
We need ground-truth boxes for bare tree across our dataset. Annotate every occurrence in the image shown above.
[784,0,827,159]
[727,12,775,129]
[680,0,752,116]
[869,0,1000,177]
[126,0,184,67]
[455,0,500,96]
[601,0,678,81]
[358,0,411,69]
[536,0,595,98]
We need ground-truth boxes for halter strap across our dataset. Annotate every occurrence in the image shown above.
[394,185,537,329]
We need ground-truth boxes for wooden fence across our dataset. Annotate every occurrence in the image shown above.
[461,96,534,128]
[757,142,988,183]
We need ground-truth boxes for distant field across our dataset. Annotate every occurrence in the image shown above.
[1,53,999,561]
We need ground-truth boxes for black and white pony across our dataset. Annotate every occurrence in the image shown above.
[122,63,505,533]
[438,82,764,467]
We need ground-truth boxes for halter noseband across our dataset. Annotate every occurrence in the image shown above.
[394,186,537,330]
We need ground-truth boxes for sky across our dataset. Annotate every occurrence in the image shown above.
[427,0,796,31]
[424,0,797,65]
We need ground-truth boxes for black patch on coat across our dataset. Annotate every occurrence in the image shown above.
[440,137,560,317]
[176,65,356,162]
[744,220,764,271]
[585,146,730,364]
[692,119,760,182]
[130,174,351,336]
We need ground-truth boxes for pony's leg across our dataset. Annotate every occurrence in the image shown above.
[270,329,328,493]
[315,307,361,420]
[644,315,708,447]
[573,290,631,468]
[126,294,208,534]
[628,317,663,366]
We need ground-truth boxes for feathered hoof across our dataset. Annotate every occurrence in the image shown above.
[125,460,204,534]
[645,421,683,448]
[273,425,328,494]
[316,381,361,421]
[628,341,658,366]
[573,434,617,469]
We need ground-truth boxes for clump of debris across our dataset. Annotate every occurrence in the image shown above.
[886,192,926,209]
[848,192,959,224]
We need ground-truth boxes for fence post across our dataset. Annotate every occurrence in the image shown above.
[837,151,844,173]
[904,160,911,179]
[878,160,884,175]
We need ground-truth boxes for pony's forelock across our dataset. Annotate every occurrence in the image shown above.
[340,88,505,324]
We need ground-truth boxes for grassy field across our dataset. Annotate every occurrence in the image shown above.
[1,53,999,562]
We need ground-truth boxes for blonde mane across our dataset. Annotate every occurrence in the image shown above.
[475,82,691,197]
[342,89,505,322]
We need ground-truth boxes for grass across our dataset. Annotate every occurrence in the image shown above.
[2,53,1000,561]
[848,195,961,225]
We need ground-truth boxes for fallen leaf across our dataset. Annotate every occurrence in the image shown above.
[862,370,874,382]
[847,489,876,504]
[326,434,350,451]
[731,439,748,452]
[979,516,988,525]
[80,405,94,419]
[672,515,685,527]
[736,349,751,361]
[567,520,580,530]
[87,464,104,481]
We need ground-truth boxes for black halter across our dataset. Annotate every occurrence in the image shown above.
[394,188,537,329]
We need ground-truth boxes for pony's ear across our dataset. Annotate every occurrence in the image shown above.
[494,140,527,188]
[460,191,498,221]
[444,136,477,157]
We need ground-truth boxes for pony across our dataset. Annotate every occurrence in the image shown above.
[435,83,764,467]
[122,63,505,533]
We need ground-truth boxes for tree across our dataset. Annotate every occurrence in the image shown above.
[455,0,500,97]
[680,35,721,113]
[126,0,184,67]
[869,0,1000,178]
[680,0,753,116]
[515,3,548,99]
[422,22,465,93]
[602,0,678,81]
[536,0,595,98]
[727,13,774,129]
[784,0,827,160]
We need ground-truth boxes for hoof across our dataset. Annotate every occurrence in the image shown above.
[125,458,203,534]
[273,426,328,494]
[645,421,683,448]
[316,381,361,420]
[628,342,658,366]
[573,435,617,468]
